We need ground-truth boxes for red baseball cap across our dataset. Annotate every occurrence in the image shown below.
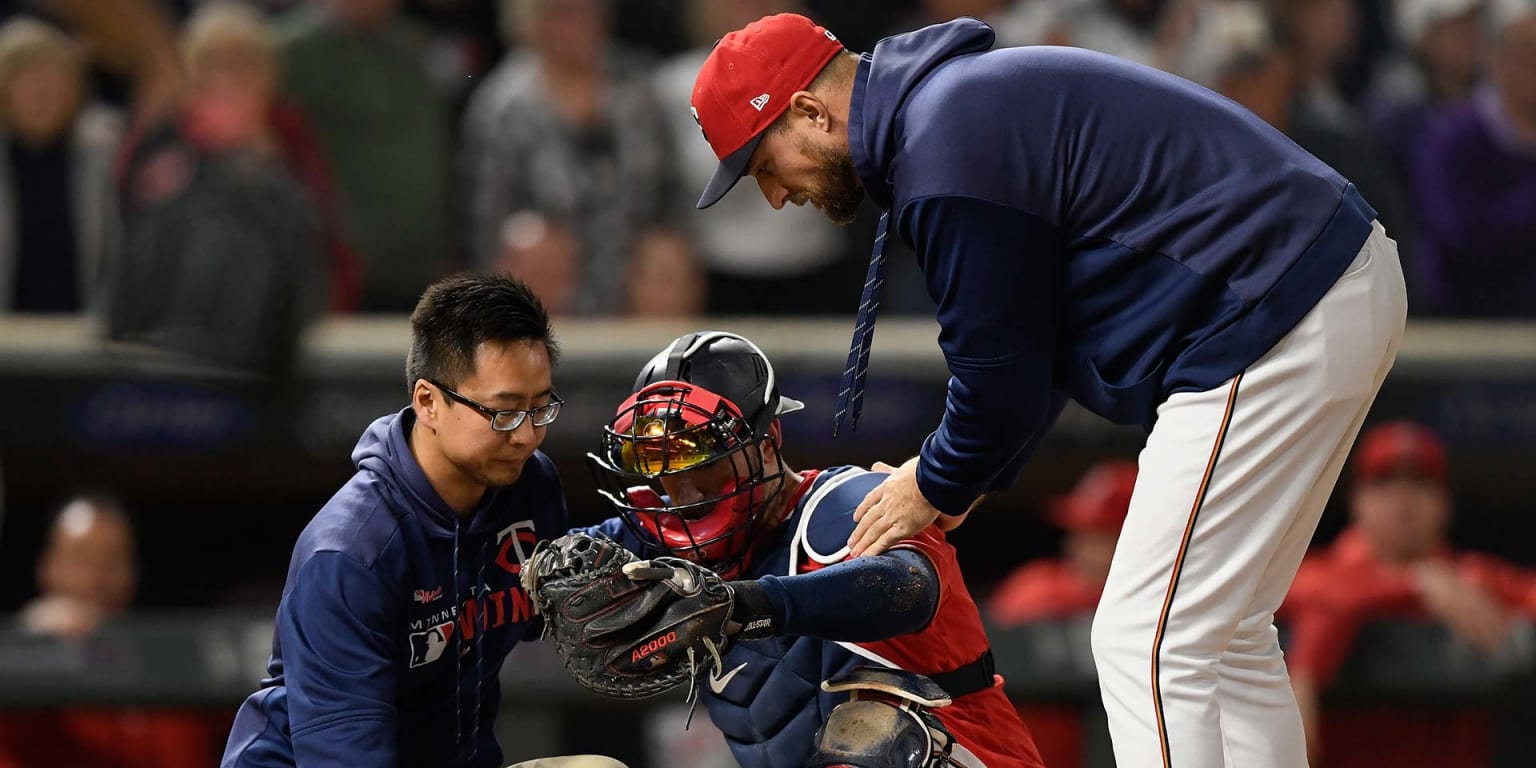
[690,13,845,209]
[1353,420,1449,484]
[1049,461,1138,534]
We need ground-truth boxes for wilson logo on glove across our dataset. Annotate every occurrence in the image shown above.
[632,631,678,662]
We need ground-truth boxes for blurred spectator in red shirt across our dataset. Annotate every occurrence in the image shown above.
[1283,420,1536,766]
[181,1,362,312]
[987,461,1134,768]
[0,494,222,768]
[989,461,1135,625]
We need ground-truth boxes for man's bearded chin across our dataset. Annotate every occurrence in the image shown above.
[806,143,865,225]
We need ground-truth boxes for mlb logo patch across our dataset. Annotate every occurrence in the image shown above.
[408,620,456,668]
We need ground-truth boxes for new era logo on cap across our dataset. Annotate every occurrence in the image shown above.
[690,13,845,209]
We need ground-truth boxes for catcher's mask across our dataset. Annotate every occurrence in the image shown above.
[587,332,803,579]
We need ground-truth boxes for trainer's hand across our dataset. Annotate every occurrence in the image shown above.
[850,457,941,557]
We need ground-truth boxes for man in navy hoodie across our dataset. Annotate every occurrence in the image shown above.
[690,14,1408,767]
[222,274,570,768]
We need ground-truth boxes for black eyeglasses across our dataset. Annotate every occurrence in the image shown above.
[429,380,563,432]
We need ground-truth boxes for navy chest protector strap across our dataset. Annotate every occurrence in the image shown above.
[926,649,996,699]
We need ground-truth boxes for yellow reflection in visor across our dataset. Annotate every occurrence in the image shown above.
[617,414,723,476]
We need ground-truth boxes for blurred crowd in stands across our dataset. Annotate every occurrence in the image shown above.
[0,0,1530,372]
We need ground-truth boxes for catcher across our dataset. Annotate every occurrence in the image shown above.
[524,331,1044,768]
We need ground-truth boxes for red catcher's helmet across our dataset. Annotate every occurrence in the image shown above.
[587,332,803,578]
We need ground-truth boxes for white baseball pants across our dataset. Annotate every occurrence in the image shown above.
[1091,219,1407,767]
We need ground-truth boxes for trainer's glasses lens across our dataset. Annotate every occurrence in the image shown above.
[491,400,561,431]
[530,401,561,426]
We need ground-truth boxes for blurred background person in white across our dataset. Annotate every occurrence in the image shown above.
[461,0,676,315]
[652,0,856,316]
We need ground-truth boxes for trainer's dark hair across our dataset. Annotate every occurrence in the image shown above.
[406,273,559,394]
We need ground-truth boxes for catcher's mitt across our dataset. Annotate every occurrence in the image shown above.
[520,533,738,699]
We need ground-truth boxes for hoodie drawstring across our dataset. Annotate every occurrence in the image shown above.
[451,519,491,765]
[452,519,464,763]
[470,539,489,762]
[834,211,891,436]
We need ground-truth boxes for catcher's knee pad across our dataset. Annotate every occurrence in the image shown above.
[804,666,959,768]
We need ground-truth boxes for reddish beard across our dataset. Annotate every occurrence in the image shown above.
[799,140,866,225]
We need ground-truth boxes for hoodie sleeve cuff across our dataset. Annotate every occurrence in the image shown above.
[916,435,983,518]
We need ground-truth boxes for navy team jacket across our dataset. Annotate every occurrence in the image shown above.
[851,20,1381,515]
[222,408,568,768]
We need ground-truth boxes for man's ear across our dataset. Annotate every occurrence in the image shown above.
[788,90,830,132]
[761,420,786,464]
[412,379,439,429]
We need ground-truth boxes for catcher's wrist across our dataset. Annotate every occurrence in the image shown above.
[727,579,779,639]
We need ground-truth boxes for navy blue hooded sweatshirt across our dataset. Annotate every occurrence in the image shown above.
[221,408,568,768]
[850,20,1379,516]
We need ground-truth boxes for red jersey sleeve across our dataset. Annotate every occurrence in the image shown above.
[987,560,1100,625]
[1459,554,1536,618]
